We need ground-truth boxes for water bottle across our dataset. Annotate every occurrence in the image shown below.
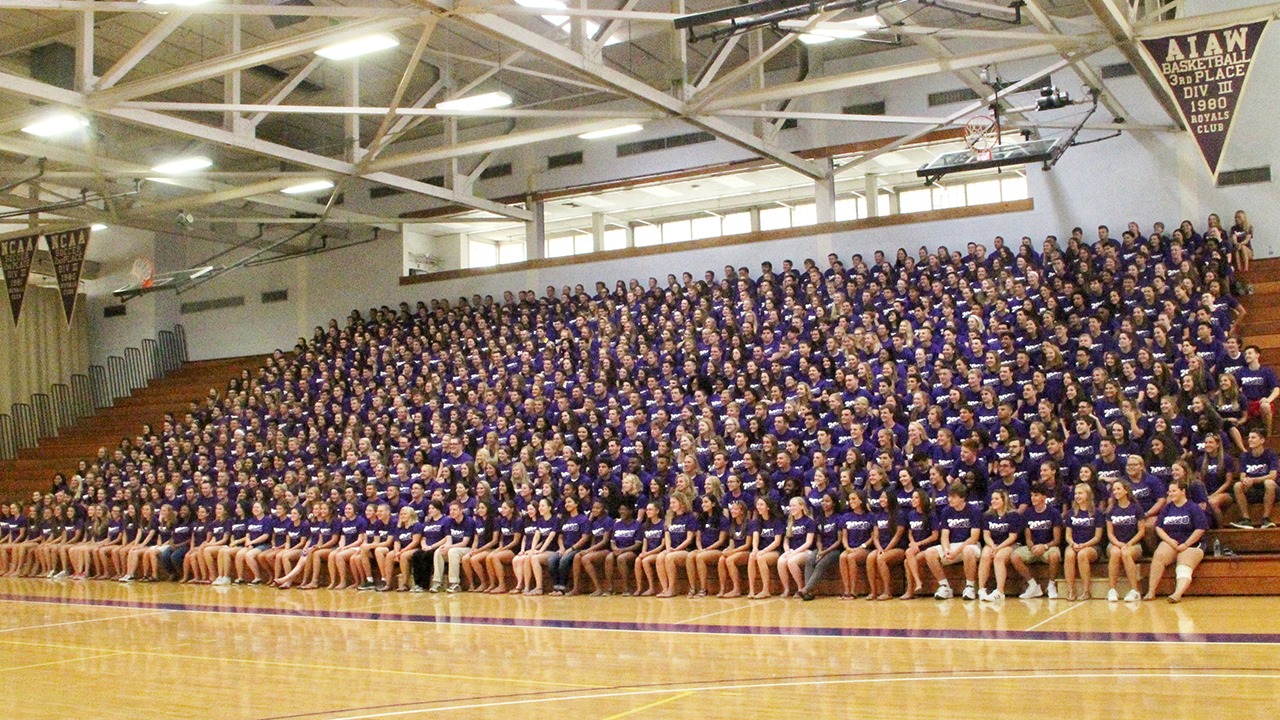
[1213,537,1222,558]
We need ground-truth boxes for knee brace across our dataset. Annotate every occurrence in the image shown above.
[1175,565,1193,580]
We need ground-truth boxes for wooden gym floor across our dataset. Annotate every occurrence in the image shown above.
[1,578,1278,719]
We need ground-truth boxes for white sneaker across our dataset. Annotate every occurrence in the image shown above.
[934,583,954,600]
[45,570,55,578]
[1019,580,1043,599]
[1124,589,1142,602]
[961,585,977,601]
[54,570,68,579]
[1047,581,1059,599]
[1107,588,1119,602]
[989,590,1004,602]
[978,588,991,602]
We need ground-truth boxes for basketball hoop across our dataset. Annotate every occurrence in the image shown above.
[964,115,999,162]
[131,258,155,290]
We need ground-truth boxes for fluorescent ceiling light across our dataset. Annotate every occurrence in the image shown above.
[709,175,754,189]
[21,113,88,137]
[783,17,877,43]
[573,196,614,209]
[637,185,680,198]
[797,33,837,44]
[316,33,399,60]
[578,124,643,140]
[436,91,513,111]
[281,179,335,195]
[151,156,213,174]
[90,223,108,231]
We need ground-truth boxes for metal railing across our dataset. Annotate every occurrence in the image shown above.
[0,324,188,461]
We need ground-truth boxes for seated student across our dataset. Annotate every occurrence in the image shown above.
[179,505,212,583]
[901,489,939,600]
[548,495,589,596]
[1105,480,1145,603]
[271,507,310,588]
[414,502,450,592]
[868,490,907,601]
[1064,483,1104,601]
[1145,477,1211,602]
[654,494,696,598]
[215,503,249,586]
[800,493,843,601]
[1013,483,1063,599]
[434,501,475,593]
[777,496,816,599]
[715,500,752,598]
[604,502,641,596]
[462,501,498,592]
[1231,429,1278,529]
[924,483,981,600]
[510,503,542,595]
[483,501,524,594]
[570,500,613,596]
[634,501,667,597]
[977,489,1024,601]
[685,495,727,598]
[747,497,785,599]
[279,502,336,589]
[837,491,875,600]
[328,502,367,589]
[237,502,272,585]
[381,506,424,592]
[1202,433,1238,527]
[355,504,393,591]
[526,497,560,596]
[254,505,290,585]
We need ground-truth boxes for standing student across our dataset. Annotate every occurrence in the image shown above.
[902,489,940,600]
[748,497,785,599]
[800,493,842,601]
[634,501,666,597]
[1013,484,1063,599]
[977,489,1024,601]
[715,500,752,598]
[547,495,589,596]
[656,494,697,598]
[838,491,875,599]
[484,501,523,594]
[1145,478,1210,602]
[868,491,907,601]
[572,500,613,596]
[603,502,641,596]
[686,495,727,598]
[1105,480,1145,602]
[328,503,367,589]
[923,484,981,600]
[1064,483,1103,601]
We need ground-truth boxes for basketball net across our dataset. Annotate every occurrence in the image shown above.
[131,258,155,289]
[964,116,998,162]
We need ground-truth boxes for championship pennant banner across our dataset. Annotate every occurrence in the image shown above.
[1140,19,1271,178]
[0,233,40,326]
[45,227,92,325]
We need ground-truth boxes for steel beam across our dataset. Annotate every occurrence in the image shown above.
[1082,0,1183,128]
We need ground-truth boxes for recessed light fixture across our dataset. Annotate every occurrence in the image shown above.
[637,185,680,198]
[783,17,877,44]
[151,156,213,174]
[578,124,644,140]
[709,175,754,189]
[436,91,513,111]
[316,33,400,60]
[90,223,108,231]
[282,179,335,195]
[21,113,88,138]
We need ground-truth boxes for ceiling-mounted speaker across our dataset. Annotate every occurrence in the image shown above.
[269,0,314,30]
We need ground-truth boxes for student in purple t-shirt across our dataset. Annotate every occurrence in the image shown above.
[1013,483,1063,599]
[653,494,697,598]
[1238,346,1280,436]
[868,490,907,601]
[328,501,367,589]
[634,501,666,597]
[923,483,980,600]
[510,503,542,595]
[686,495,727,598]
[1064,483,1103,601]
[900,489,939,600]
[1105,480,1145,602]
[434,501,476,593]
[838,490,875,599]
[527,497,562,596]
[778,496,817,598]
[380,506,423,592]
[570,499,613,596]
[463,501,498,592]
[716,500,752,598]
[483,501,523,594]
[604,502,641,596]
[977,489,1025,602]
[1231,429,1278,529]
[748,496,785,599]
[1145,477,1210,602]
[799,493,843,601]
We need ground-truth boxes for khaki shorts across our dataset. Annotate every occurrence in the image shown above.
[1014,545,1061,564]
[931,544,977,565]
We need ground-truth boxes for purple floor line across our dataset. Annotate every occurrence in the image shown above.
[1,591,1276,645]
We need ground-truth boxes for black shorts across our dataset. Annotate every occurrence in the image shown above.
[1242,480,1270,504]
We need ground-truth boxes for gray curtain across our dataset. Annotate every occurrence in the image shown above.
[0,286,90,412]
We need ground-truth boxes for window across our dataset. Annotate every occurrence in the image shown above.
[899,188,931,214]
[467,239,497,268]
[759,206,791,231]
[791,203,817,227]
[931,184,966,210]
[691,215,721,240]
[722,212,751,235]
[603,228,628,250]
[546,235,575,258]
[633,224,661,247]
[834,197,860,221]
[1001,175,1028,200]
[661,219,691,244]
[574,233,593,255]
[966,179,1002,205]
[497,241,525,265]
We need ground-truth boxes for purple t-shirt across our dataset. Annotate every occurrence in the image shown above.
[1237,366,1278,401]
[340,516,367,543]
[1157,501,1209,545]
[939,504,981,543]
[841,510,874,548]
[784,515,817,550]
[752,516,786,550]
[1067,509,1101,545]
[814,512,841,549]
[1107,502,1143,544]
[640,520,666,551]
[698,515,727,548]
[1022,505,1061,546]
[665,512,696,548]
[394,521,423,548]
[443,516,476,545]
[983,512,1024,545]
[611,518,641,549]
[1240,449,1278,479]
[558,513,589,548]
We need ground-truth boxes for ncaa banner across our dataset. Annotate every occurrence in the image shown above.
[0,232,40,326]
[1140,19,1271,178]
[45,226,92,325]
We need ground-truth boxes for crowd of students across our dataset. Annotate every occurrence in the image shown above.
[0,211,1266,606]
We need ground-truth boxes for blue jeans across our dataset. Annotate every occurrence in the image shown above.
[548,549,578,589]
